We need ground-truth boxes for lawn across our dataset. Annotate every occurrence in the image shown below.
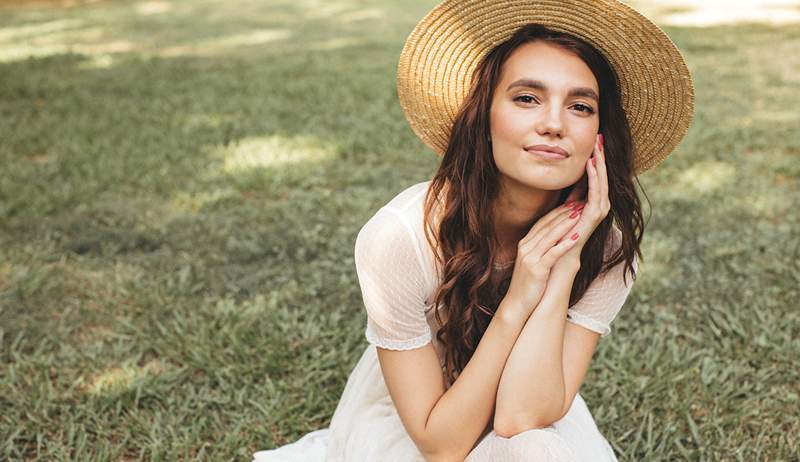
[0,0,798,460]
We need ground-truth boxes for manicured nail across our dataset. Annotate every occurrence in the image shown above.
[569,209,581,218]
[599,134,604,146]
[592,156,597,166]
[570,233,580,240]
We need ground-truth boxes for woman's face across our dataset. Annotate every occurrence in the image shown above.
[489,40,600,191]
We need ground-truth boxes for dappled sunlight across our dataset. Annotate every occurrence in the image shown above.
[0,1,380,63]
[0,39,134,63]
[751,109,800,123]
[674,160,737,195]
[307,36,367,51]
[158,28,291,57]
[0,18,83,41]
[641,236,681,281]
[634,0,800,26]
[84,359,167,396]
[136,0,172,16]
[304,1,353,19]
[166,188,240,215]
[219,134,336,173]
[75,53,114,69]
[157,133,336,216]
[339,8,384,23]
[739,189,792,217]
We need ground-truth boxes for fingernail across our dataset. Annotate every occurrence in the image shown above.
[570,233,580,240]
[592,156,597,166]
[599,134,604,146]
[569,209,581,218]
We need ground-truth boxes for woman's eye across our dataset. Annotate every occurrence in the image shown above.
[514,96,595,115]
[514,95,537,104]
[573,103,595,114]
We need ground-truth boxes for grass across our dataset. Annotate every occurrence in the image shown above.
[0,0,798,460]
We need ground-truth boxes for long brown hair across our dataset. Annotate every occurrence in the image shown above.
[421,24,645,387]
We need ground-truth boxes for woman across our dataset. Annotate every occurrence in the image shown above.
[253,0,694,460]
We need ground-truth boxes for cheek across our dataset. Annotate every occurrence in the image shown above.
[575,125,600,157]
[491,103,526,141]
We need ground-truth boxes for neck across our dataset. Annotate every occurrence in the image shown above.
[492,177,562,253]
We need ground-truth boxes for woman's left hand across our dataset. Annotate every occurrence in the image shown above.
[556,133,611,270]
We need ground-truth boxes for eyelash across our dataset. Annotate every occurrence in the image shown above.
[513,95,595,114]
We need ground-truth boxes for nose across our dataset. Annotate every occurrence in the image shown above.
[534,105,564,139]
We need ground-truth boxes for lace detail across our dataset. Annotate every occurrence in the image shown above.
[365,320,432,350]
[566,309,611,337]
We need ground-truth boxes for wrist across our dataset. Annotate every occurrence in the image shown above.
[496,297,532,326]
[553,257,581,274]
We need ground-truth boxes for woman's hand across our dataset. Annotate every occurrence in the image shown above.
[503,201,585,316]
[556,133,611,269]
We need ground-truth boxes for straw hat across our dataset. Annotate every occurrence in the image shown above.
[396,0,695,175]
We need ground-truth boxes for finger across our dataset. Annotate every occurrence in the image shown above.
[587,148,599,213]
[527,206,583,258]
[540,229,581,266]
[518,202,577,247]
[595,135,609,205]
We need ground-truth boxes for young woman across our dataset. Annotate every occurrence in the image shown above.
[253,0,694,460]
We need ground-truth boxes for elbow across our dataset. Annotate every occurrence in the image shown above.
[419,439,474,462]
[493,410,564,438]
[421,451,464,462]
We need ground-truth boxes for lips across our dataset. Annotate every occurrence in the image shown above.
[524,144,569,157]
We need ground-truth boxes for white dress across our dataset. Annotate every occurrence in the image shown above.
[253,180,638,462]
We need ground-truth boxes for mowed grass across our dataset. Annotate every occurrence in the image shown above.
[0,0,798,460]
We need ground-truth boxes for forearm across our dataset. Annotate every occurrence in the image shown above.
[422,298,530,461]
[494,263,579,433]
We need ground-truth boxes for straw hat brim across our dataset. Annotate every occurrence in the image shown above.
[396,0,695,175]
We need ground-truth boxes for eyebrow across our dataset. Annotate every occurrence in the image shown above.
[506,78,599,103]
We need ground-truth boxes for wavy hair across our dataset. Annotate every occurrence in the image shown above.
[421,24,646,387]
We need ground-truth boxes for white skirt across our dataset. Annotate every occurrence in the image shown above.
[253,344,619,461]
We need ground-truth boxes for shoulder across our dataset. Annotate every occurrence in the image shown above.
[355,181,431,256]
[383,180,432,214]
[356,180,431,246]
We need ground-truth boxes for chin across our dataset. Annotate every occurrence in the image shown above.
[509,173,571,191]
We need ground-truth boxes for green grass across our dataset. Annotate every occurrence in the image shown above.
[1,0,798,460]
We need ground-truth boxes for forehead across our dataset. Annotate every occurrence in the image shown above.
[500,41,598,93]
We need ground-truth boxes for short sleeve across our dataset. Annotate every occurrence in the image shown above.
[354,207,432,350]
[566,249,638,338]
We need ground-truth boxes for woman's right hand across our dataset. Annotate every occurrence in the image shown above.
[503,200,585,317]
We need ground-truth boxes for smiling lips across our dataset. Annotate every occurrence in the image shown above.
[524,144,569,160]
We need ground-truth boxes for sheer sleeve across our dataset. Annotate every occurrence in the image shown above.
[354,207,432,350]
[566,240,638,338]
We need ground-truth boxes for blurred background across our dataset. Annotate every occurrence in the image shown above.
[0,0,798,460]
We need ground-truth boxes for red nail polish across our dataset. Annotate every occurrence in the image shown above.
[570,233,579,240]
[599,134,604,146]
[592,156,597,166]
